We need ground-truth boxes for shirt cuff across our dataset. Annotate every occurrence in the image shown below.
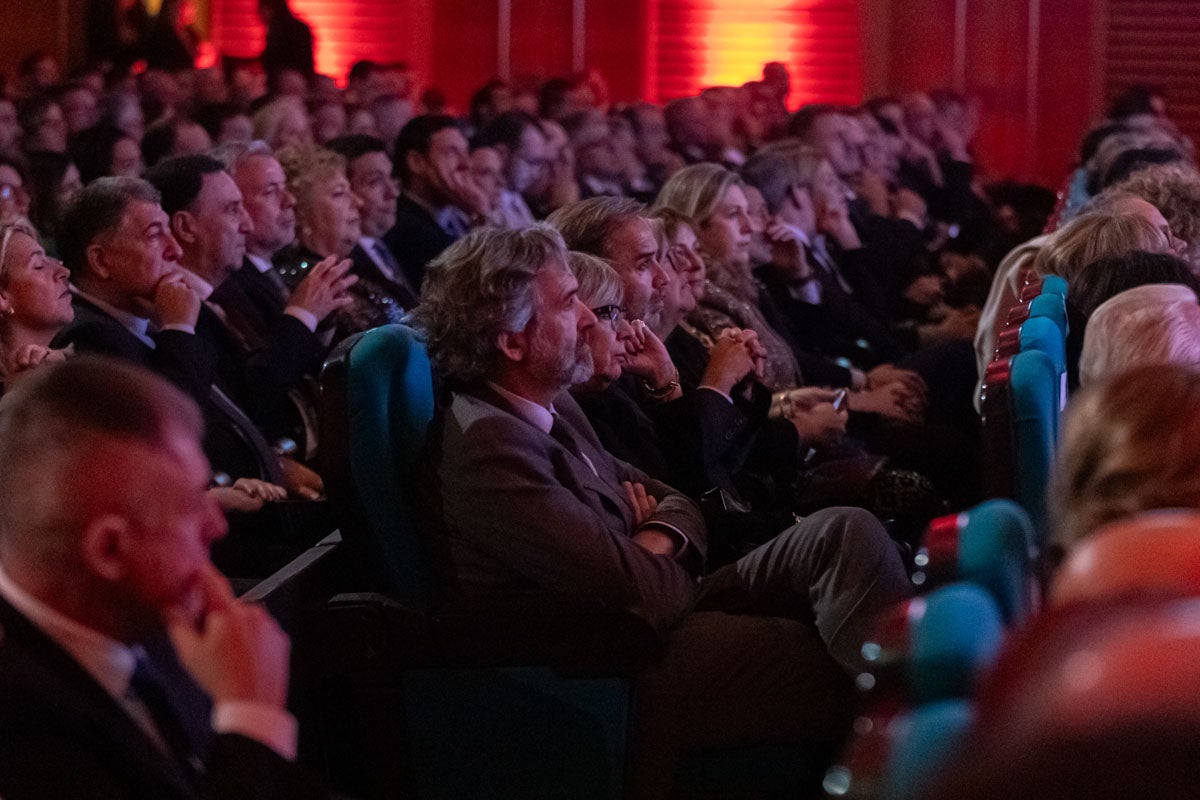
[212,700,298,760]
[697,385,734,404]
[636,520,691,558]
[284,306,319,333]
[160,323,195,335]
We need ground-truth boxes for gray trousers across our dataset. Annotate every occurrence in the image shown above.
[630,506,913,798]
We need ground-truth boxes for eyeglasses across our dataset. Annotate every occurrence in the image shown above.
[591,304,623,331]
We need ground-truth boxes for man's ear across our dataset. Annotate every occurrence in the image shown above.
[406,150,428,182]
[85,242,111,280]
[496,328,528,363]
[78,513,135,583]
[171,210,197,246]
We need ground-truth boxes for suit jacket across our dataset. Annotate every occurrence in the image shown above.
[53,296,274,482]
[0,596,322,800]
[210,259,292,352]
[756,265,908,366]
[423,387,706,634]
[382,194,457,292]
[56,295,217,408]
[195,301,323,441]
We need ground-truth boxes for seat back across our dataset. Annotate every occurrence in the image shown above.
[1027,292,1067,337]
[883,699,975,800]
[1051,510,1200,606]
[320,324,437,598]
[1010,349,1060,535]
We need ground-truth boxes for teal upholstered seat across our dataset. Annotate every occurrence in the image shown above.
[883,699,975,800]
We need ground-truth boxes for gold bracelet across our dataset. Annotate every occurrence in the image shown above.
[642,370,680,400]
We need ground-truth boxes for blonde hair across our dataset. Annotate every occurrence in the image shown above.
[252,96,309,150]
[1052,364,1200,548]
[1033,211,1169,281]
[1079,283,1200,386]
[276,144,346,217]
[567,251,622,308]
[0,218,39,284]
[653,162,743,226]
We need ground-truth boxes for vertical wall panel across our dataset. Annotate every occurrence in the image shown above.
[1104,0,1200,150]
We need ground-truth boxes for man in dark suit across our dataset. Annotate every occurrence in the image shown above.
[385,114,485,290]
[146,155,351,450]
[0,357,323,799]
[414,225,911,798]
[55,177,283,487]
[326,134,420,309]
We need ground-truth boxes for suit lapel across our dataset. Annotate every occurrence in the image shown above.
[0,597,199,797]
[467,386,638,530]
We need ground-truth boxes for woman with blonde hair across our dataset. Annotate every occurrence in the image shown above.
[275,144,407,341]
[0,218,72,384]
[1052,364,1200,549]
[1032,209,1171,282]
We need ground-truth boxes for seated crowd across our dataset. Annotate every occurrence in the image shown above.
[0,38,1198,799]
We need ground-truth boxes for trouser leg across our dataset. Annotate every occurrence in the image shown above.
[698,506,913,672]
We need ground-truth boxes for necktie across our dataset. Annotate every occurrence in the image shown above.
[549,414,598,478]
[372,240,400,279]
[129,654,203,778]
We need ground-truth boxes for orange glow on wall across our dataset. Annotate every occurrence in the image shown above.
[652,0,862,108]
[700,0,795,90]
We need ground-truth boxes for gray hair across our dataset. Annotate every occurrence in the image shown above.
[653,162,744,226]
[547,196,645,257]
[742,142,825,214]
[210,139,274,172]
[567,251,622,309]
[413,224,570,384]
[58,177,161,276]
[1080,283,1200,386]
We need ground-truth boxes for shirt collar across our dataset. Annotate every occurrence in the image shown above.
[73,286,153,347]
[0,564,137,702]
[246,253,274,274]
[184,271,214,301]
[487,381,555,434]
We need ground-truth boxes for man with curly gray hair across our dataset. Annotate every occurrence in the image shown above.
[415,224,912,797]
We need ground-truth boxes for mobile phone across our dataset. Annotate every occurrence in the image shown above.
[832,388,848,412]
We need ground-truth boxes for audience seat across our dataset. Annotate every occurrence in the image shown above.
[1050,510,1200,606]
[824,583,1003,799]
[310,323,659,799]
[914,500,1036,624]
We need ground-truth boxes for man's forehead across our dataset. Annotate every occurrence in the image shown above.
[239,154,285,186]
[120,200,168,231]
[199,170,243,207]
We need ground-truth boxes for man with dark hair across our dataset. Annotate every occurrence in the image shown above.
[325,134,418,306]
[0,357,322,800]
[414,225,911,798]
[384,114,485,289]
[474,110,546,228]
[55,177,211,404]
[54,176,286,488]
[141,117,214,169]
[146,154,344,454]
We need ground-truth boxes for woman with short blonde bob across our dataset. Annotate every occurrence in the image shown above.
[276,144,408,340]
[1052,364,1200,549]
